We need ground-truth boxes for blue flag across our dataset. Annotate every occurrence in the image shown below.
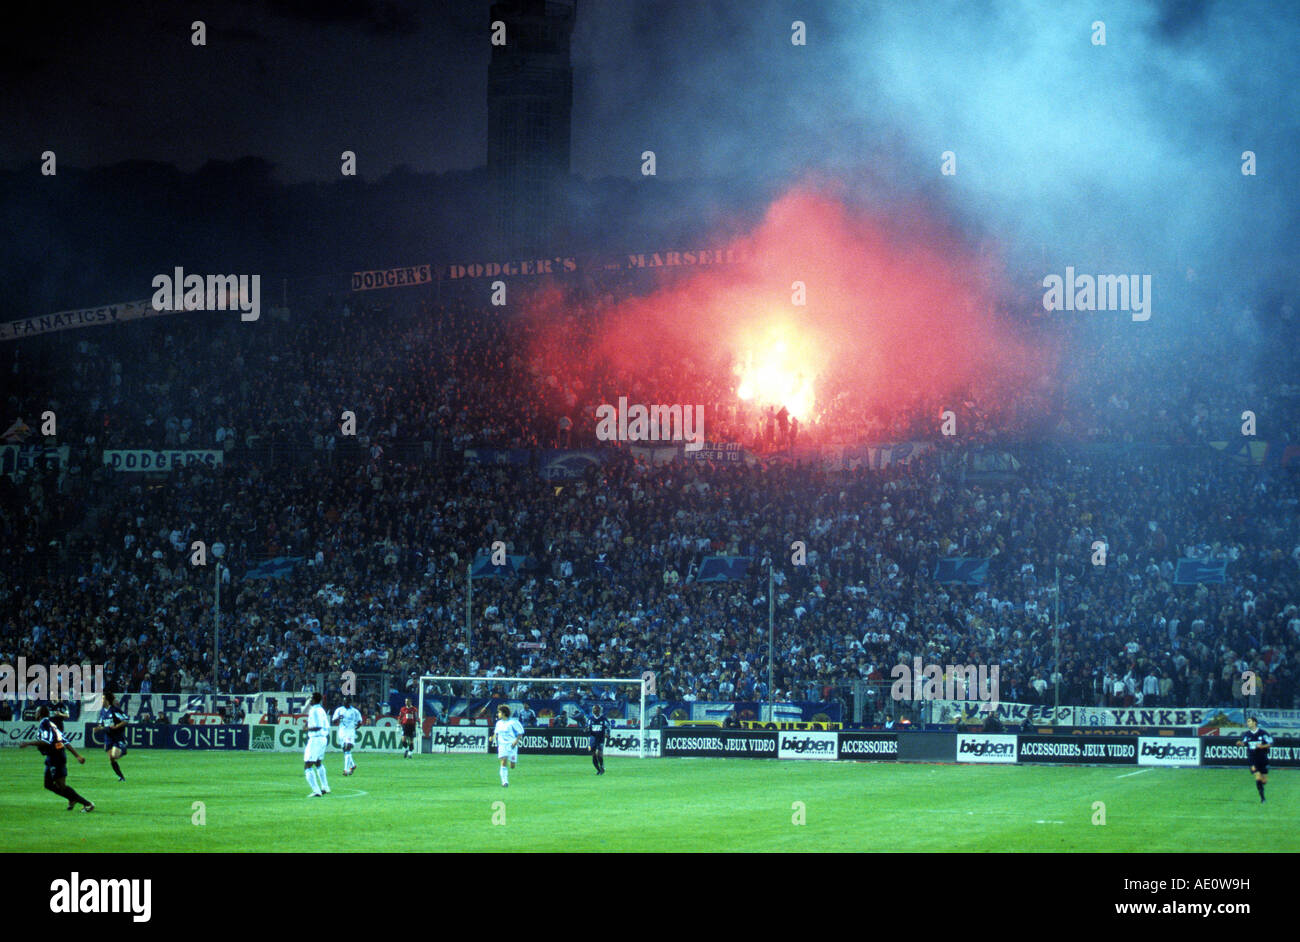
[1174,558,1227,585]
[693,556,751,583]
[933,557,990,585]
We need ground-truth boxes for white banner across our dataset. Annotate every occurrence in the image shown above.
[428,726,490,754]
[103,449,224,472]
[249,724,407,754]
[956,733,1018,763]
[604,730,661,757]
[1137,737,1201,766]
[777,731,838,760]
[0,720,87,748]
[0,444,69,480]
[0,298,167,342]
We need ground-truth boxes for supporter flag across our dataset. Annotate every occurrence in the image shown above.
[244,556,304,580]
[933,557,990,585]
[1,418,32,443]
[1174,558,1227,584]
[692,556,751,583]
[471,553,527,578]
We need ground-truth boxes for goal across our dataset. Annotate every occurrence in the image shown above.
[418,675,651,757]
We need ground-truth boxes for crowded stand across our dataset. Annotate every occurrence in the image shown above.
[3,289,1298,719]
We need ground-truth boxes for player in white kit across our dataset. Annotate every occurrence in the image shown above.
[332,698,364,776]
[304,692,331,797]
[491,705,525,787]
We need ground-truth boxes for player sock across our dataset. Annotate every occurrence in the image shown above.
[64,787,90,807]
[306,769,320,793]
[1257,781,1265,799]
[317,767,330,791]
[111,759,124,779]
[499,766,508,785]
[593,754,600,772]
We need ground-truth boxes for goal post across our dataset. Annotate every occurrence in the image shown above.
[419,675,650,757]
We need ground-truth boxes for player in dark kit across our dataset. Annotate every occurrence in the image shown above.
[96,692,130,781]
[1237,716,1273,803]
[20,706,94,812]
[586,704,612,775]
[398,698,418,758]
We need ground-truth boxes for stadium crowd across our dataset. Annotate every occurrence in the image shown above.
[3,293,1299,718]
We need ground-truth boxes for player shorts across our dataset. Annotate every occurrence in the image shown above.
[1249,756,1269,774]
[44,759,68,784]
[590,736,603,752]
[105,738,128,755]
[402,723,416,738]
[497,743,519,762]
[304,737,327,763]
[339,731,356,748]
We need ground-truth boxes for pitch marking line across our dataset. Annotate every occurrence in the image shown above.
[1117,768,1154,778]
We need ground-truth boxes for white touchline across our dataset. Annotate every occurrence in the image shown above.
[1117,768,1153,778]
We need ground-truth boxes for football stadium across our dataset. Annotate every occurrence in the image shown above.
[0,0,1296,920]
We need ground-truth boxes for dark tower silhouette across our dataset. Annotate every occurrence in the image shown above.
[487,0,576,256]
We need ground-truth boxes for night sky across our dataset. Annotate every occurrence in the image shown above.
[2,0,1297,312]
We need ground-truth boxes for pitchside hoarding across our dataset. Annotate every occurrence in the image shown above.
[427,726,489,754]
[956,733,1018,763]
[776,731,838,760]
[1017,736,1137,765]
[836,732,899,759]
[84,723,248,750]
[1137,737,1201,766]
[250,724,404,754]
[662,728,777,758]
[0,721,87,748]
[1200,737,1300,768]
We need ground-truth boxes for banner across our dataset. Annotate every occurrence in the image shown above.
[427,727,490,754]
[537,449,605,482]
[836,732,899,759]
[786,441,934,472]
[515,729,601,756]
[85,723,248,750]
[692,556,751,583]
[1083,707,1207,728]
[1137,737,1201,766]
[1016,736,1137,765]
[661,728,777,758]
[106,692,311,723]
[1194,707,1300,731]
[776,731,838,760]
[0,444,68,479]
[685,442,746,463]
[1174,559,1227,585]
[440,256,579,280]
[0,721,87,748]
[103,449,224,472]
[350,264,433,292]
[933,558,990,585]
[604,730,661,758]
[956,733,1018,763]
[0,298,165,342]
[935,700,1074,726]
[1200,737,1300,768]
[250,724,405,754]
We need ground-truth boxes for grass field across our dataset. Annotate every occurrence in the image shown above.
[0,750,1293,852]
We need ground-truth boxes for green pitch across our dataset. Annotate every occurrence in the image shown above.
[0,751,1292,852]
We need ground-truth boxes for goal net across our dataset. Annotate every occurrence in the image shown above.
[418,675,651,758]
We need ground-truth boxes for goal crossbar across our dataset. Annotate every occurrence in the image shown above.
[419,674,649,758]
